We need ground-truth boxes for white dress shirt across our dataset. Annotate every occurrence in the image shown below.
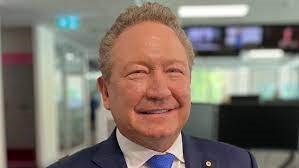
[116,129,185,168]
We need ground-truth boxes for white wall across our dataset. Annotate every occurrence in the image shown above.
[0,17,7,168]
[33,25,59,167]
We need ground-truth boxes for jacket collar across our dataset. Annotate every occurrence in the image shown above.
[91,129,127,168]
[91,130,218,168]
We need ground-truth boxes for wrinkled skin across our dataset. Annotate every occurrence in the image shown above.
[98,21,191,152]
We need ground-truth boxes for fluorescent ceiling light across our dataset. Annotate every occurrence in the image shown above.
[242,49,284,60]
[178,4,249,18]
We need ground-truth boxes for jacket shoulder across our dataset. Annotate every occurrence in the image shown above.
[186,136,258,168]
[190,136,248,154]
[47,140,107,168]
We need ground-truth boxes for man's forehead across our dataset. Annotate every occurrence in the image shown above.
[144,36,163,48]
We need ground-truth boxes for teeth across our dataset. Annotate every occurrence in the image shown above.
[144,109,169,114]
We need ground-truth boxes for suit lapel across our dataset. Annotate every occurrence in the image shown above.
[183,133,218,168]
[91,130,127,168]
[91,131,219,168]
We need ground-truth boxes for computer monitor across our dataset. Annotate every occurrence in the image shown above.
[225,26,263,49]
[263,25,299,52]
[218,104,299,150]
[184,26,222,52]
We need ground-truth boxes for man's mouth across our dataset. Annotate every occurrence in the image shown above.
[138,108,174,115]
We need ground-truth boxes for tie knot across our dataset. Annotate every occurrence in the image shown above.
[146,153,175,168]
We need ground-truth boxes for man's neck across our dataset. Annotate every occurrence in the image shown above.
[117,129,180,152]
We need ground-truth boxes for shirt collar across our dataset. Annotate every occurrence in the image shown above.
[116,129,185,168]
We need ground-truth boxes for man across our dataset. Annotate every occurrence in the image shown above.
[48,2,258,168]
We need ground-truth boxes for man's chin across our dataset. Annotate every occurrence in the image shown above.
[137,127,180,139]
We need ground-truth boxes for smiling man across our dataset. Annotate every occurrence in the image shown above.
[48,2,258,168]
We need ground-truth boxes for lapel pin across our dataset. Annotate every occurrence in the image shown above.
[205,160,212,167]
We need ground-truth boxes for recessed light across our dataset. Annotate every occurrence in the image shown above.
[178,4,249,18]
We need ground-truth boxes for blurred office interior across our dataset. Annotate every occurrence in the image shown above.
[0,0,299,167]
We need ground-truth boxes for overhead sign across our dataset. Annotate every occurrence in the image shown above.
[56,15,80,30]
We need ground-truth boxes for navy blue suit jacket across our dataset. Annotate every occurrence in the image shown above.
[48,131,258,168]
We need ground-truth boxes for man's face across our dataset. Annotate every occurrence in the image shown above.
[99,21,191,141]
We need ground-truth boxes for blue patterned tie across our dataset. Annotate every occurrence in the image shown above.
[146,153,175,168]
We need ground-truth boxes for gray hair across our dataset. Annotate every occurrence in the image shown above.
[99,2,194,80]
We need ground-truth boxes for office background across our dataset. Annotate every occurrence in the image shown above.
[0,0,299,167]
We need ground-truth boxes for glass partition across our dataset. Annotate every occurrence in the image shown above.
[55,39,89,152]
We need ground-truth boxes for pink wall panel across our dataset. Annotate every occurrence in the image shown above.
[2,53,32,65]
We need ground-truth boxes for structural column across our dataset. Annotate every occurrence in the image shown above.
[34,24,59,167]
[0,17,7,168]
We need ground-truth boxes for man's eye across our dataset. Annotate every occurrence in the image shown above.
[131,70,147,74]
[167,68,183,74]
[127,70,147,78]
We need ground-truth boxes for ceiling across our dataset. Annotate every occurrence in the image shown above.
[1,0,299,59]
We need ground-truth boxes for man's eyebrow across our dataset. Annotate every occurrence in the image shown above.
[164,60,188,67]
[126,61,148,65]
[123,61,149,70]
[122,60,187,70]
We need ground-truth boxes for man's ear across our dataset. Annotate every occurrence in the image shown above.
[97,76,110,110]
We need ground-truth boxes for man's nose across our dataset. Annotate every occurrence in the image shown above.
[145,71,171,100]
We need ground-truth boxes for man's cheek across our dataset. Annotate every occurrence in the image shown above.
[121,86,145,103]
[125,84,147,99]
[172,83,190,96]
